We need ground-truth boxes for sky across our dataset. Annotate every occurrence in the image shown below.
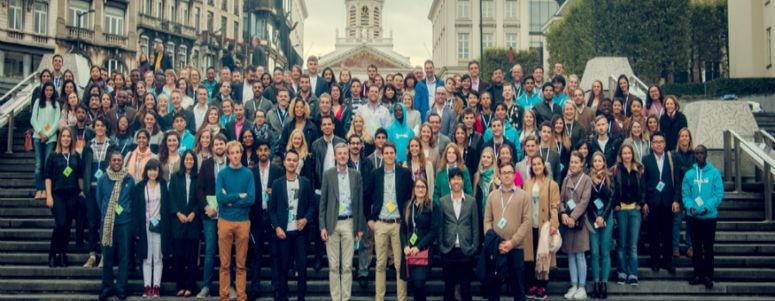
[303,0,433,66]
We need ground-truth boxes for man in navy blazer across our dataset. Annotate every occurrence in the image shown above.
[268,149,315,301]
[307,56,328,97]
[642,132,680,274]
[414,60,444,122]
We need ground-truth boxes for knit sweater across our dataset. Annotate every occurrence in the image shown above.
[216,165,256,221]
[30,101,61,143]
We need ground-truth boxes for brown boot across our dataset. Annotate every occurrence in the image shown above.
[686,247,694,257]
[82,256,96,268]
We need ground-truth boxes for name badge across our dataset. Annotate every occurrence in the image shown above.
[354,238,360,249]
[656,181,665,192]
[409,233,418,245]
[386,202,397,213]
[115,204,124,215]
[594,198,604,210]
[288,211,295,222]
[150,217,159,226]
[262,192,269,205]
[63,166,73,177]
[339,202,346,214]
[695,196,704,207]
[567,199,576,211]
[497,218,508,229]
[560,163,566,172]
[94,169,104,179]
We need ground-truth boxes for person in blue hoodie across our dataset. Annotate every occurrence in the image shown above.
[386,103,415,164]
[681,145,723,289]
[172,114,195,153]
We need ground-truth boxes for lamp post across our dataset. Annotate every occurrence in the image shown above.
[76,9,95,55]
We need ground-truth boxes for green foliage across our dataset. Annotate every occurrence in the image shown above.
[663,78,775,97]
[481,48,540,82]
[545,0,725,84]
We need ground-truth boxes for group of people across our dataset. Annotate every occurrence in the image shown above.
[32,50,724,301]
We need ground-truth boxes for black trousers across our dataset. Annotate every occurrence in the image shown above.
[249,213,276,292]
[647,204,674,267]
[275,229,307,301]
[525,228,548,289]
[407,265,431,301]
[86,189,101,253]
[102,223,130,295]
[688,218,716,279]
[309,194,325,264]
[485,248,526,301]
[50,190,78,255]
[442,248,473,301]
[173,238,198,291]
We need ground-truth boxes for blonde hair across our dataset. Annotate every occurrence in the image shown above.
[438,144,466,172]
[55,127,76,154]
[473,147,499,199]
[286,129,309,159]
[225,140,243,154]
[346,114,373,143]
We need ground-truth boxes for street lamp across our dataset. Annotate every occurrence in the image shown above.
[76,9,95,55]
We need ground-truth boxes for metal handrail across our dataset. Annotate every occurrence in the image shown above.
[0,72,37,104]
[755,130,775,151]
[724,130,775,221]
[608,73,647,101]
[0,71,40,154]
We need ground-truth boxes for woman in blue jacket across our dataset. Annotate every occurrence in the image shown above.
[681,145,723,289]
[386,103,415,164]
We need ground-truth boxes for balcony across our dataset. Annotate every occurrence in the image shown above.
[66,26,94,41]
[138,14,161,29]
[7,31,24,40]
[182,25,196,37]
[103,33,128,48]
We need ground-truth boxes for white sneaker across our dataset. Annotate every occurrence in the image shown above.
[229,287,236,300]
[573,287,588,300]
[196,287,209,299]
[564,286,578,299]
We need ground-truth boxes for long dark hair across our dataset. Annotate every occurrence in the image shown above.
[158,130,180,164]
[142,159,162,183]
[613,74,629,98]
[322,67,337,84]
[645,84,664,110]
[404,177,432,226]
[59,80,78,101]
[37,81,58,109]
[177,149,199,177]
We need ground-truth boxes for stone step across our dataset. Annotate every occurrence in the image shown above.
[0,198,45,208]
[2,294,775,301]
[0,172,35,180]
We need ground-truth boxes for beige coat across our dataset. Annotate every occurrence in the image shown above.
[483,187,532,259]
[523,177,560,266]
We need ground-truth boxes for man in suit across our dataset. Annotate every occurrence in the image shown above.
[310,116,346,270]
[427,113,451,156]
[248,139,284,300]
[414,60,444,122]
[438,168,480,301]
[267,89,291,155]
[195,134,228,298]
[533,82,562,125]
[307,56,327,97]
[225,102,252,141]
[268,149,315,301]
[152,43,172,72]
[427,86,456,138]
[366,141,412,301]
[468,60,490,94]
[244,81,274,119]
[642,132,680,274]
[320,142,365,301]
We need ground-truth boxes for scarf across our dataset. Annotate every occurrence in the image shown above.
[127,147,153,180]
[479,166,494,201]
[101,167,129,247]
[535,221,553,280]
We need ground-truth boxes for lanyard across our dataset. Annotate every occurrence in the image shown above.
[565,122,574,137]
[539,147,551,162]
[63,153,71,167]
[570,173,585,193]
[592,176,606,193]
[481,112,492,129]
[411,200,418,235]
[633,140,644,160]
[695,166,703,194]
[500,188,515,220]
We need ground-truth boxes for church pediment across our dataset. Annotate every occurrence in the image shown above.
[321,46,412,70]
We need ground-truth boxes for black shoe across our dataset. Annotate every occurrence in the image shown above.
[600,282,608,299]
[59,252,68,267]
[662,264,676,274]
[247,291,258,301]
[689,276,703,285]
[313,259,323,272]
[589,282,599,299]
[627,278,639,286]
[617,275,626,285]
[48,254,56,268]
[116,292,127,301]
[703,277,714,289]
[98,289,114,301]
[358,277,368,289]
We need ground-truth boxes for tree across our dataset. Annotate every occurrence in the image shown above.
[689,0,728,82]
[482,48,540,82]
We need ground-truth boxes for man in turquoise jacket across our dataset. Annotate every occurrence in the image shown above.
[681,145,723,289]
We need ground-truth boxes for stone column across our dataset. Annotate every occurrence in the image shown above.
[0,50,5,77]
[23,54,32,77]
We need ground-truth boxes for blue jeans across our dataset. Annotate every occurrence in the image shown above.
[568,252,587,286]
[33,138,54,191]
[589,214,614,282]
[201,218,218,291]
[673,210,692,251]
[616,209,641,279]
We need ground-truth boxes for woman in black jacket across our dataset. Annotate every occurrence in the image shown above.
[672,128,696,257]
[659,96,688,152]
[169,150,200,297]
[45,127,84,267]
[132,159,169,298]
[399,177,440,301]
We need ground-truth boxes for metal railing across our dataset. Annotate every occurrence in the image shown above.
[0,71,39,154]
[724,130,775,221]
[608,74,648,101]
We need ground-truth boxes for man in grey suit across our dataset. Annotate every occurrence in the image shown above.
[320,142,364,301]
[244,81,274,120]
[427,112,451,156]
[267,88,291,156]
[438,168,479,301]
[426,86,457,138]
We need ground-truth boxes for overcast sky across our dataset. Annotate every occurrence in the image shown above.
[303,0,433,66]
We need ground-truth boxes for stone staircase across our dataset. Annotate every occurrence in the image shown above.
[754,112,775,136]
[0,114,775,300]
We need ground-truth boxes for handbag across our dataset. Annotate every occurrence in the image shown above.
[24,129,33,152]
[405,225,429,266]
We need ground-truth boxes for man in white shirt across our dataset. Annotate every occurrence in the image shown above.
[357,85,392,137]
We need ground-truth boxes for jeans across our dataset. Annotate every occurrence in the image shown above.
[589,214,614,282]
[33,139,54,191]
[101,223,131,296]
[275,229,308,301]
[673,210,693,251]
[49,190,77,255]
[688,218,716,279]
[86,187,101,255]
[568,252,587,286]
[485,248,525,301]
[142,230,162,287]
[616,209,641,279]
[201,218,217,291]
[441,248,473,301]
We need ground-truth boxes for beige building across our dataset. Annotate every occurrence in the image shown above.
[728,0,775,78]
[428,0,559,75]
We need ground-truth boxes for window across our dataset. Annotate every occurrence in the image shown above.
[234,0,240,15]
[208,0,214,6]
[104,7,125,35]
[457,33,470,60]
[768,27,773,68]
[142,0,152,15]
[33,2,48,35]
[205,55,215,69]
[361,6,369,25]
[182,2,190,25]
[482,0,494,19]
[374,7,380,26]
[105,59,124,75]
[195,8,201,31]
[140,35,150,57]
[506,33,518,49]
[222,0,228,11]
[483,33,494,49]
[349,5,356,27]
[456,0,470,19]
[178,46,188,68]
[192,49,200,68]
[207,11,214,32]
[166,41,176,66]
[505,0,518,19]
[529,0,558,34]
[169,1,177,22]
[156,0,163,18]
[68,0,90,28]
[8,0,23,30]
[221,16,228,33]
[234,21,239,40]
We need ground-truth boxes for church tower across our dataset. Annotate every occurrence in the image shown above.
[345,0,384,42]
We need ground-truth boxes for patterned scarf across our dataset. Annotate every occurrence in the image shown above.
[101,167,128,247]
